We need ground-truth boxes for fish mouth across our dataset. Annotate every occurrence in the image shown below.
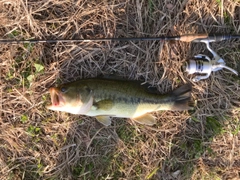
[47,87,64,108]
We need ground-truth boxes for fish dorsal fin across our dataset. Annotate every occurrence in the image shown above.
[132,114,156,126]
[95,116,111,126]
[93,99,114,111]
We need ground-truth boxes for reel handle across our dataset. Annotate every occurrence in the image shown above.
[218,64,238,75]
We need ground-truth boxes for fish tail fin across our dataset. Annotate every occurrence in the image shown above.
[170,83,192,111]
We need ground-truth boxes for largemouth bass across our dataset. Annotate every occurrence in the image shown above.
[47,78,192,126]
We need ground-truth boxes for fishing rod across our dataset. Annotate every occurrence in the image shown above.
[0,34,239,44]
[1,33,239,81]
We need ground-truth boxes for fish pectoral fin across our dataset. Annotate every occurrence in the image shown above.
[93,99,114,111]
[95,116,112,126]
[132,114,156,126]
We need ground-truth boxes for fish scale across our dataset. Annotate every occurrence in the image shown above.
[47,78,192,126]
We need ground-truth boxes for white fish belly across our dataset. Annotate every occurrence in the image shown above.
[86,102,171,118]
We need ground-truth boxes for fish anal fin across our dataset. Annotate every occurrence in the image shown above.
[93,99,113,111]
[95,116,111,126]
[132,114,156,126]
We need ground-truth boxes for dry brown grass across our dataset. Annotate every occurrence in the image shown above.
[0,0,240,179]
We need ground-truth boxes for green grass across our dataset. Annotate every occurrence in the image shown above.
[20,114,29,123]
[166,115,226,179]
[0,0,240,179]
[205,116,224,137]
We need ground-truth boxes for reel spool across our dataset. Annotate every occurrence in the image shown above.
[184,40,238,82]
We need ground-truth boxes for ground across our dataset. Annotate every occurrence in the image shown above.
[0,0,240,179]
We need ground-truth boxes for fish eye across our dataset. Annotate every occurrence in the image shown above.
[60,87,67,93]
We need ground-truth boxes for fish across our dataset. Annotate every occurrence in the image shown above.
[47,78,192,126]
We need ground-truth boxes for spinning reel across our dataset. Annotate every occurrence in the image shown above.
[184,39,238,82]
[0,33,239,82]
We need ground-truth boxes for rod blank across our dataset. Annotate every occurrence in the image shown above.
[0,34,239,44]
